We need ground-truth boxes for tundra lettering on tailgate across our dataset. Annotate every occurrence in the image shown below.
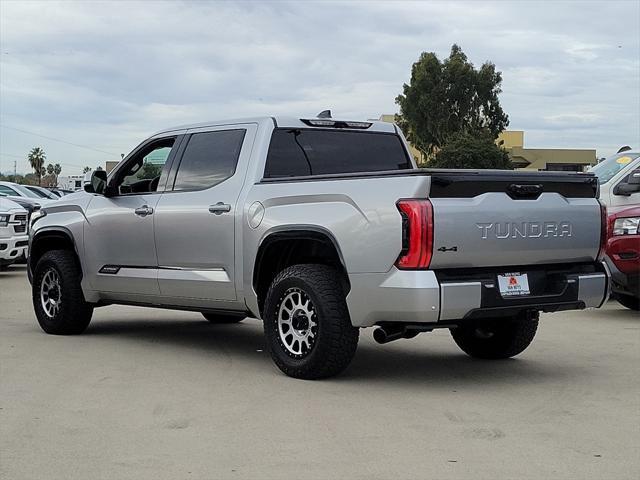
[476,221,573,239]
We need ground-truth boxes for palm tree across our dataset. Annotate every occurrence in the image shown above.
[28,147,46,186]
[46,163,62,187]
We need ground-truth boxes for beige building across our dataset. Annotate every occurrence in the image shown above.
[378,115,596,171]
[105,161,120,174]
[497,130,596,171]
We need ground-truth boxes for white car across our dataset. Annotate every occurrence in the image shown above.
[589,152,640,207]
[0,181,57,205]
[0,196,29,271]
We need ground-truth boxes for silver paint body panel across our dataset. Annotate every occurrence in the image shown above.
[30,116,609,326]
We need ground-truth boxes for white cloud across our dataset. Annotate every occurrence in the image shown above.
[0,0,638,174]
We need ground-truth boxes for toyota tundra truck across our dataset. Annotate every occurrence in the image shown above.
[28,114,609,379]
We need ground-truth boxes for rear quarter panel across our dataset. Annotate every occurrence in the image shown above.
[241,175,431,312]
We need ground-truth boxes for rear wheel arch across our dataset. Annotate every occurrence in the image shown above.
[253,228,350,316]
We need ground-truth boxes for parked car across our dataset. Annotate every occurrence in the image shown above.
[0,181,56,205]
[48,188,74,197]
[28,114,609,379]
[0,192,41,216]
[0,196,29,271]
[589,152,640,207]
[24,185,59,200]
[605,205,640,310]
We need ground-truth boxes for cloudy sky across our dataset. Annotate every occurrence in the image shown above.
[1,0,639,175]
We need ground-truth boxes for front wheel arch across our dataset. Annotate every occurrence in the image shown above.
[30,229,81,278]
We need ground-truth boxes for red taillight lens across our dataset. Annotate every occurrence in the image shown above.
[395,199,434,269]
[597,201,607,261]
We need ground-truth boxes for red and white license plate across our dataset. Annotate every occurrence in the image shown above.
[497,272,530,297]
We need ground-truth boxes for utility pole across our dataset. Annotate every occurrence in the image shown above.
[14,160,17,181]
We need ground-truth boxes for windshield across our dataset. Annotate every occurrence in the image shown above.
[26,186,52,199]
[13,184,42,199]
[589,153,639,184]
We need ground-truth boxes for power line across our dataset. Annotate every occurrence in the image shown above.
[0,154,104,172]
[0,124,119,156]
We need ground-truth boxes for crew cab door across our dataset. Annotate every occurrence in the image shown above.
[154,124,256,303]
[84,134,182,297]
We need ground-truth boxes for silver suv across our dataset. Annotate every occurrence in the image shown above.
[29,115,609,379]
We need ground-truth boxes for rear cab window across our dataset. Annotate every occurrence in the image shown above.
[264,129,412,178]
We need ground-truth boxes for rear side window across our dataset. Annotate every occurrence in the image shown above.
[173,129,246,191]
[264,129,412,178]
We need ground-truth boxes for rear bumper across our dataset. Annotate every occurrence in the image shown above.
[346,262,609,327]
[0,235,28,265]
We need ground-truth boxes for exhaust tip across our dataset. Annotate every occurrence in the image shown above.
[373,327,388,344]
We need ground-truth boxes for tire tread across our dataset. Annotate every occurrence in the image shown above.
[264,264,358,379]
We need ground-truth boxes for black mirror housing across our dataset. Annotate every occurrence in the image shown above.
[627,169,640,185]
[614,182,640,196]
[84,170,108,195]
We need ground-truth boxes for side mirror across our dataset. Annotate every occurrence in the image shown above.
[84,170,108,195]
[613,170,640,196]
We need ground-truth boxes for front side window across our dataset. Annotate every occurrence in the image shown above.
[116,138,175,194]
[264,129,412,178]
[173,130,246,191]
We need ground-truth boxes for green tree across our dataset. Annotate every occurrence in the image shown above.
[395,44,509,159]
[27,147,46,185]
[429,130,513,170]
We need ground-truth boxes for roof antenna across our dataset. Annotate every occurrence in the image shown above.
[317,110,332,119]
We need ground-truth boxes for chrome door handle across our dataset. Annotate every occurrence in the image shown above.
[134,205,154,217]
[209,203,231,215]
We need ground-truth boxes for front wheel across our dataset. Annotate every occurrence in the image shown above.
[263,264,359,379]
[451,312,539,359]
[32,250,93,335]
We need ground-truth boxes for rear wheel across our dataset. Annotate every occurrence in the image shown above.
[32,250,93,335]
[614,294,640,311]
[451,312,538,359]
[201,312,245,324]
[263,264,359,379]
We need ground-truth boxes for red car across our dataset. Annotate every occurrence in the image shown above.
[605,205,640,310]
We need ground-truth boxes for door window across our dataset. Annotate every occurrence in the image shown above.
[115,138,176,195]
[0,185,18,196]
[172,130,246,191]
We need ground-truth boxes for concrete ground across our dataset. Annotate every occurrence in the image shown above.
[1,264,638,480]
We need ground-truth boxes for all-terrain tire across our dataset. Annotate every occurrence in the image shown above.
[614,294,640,311]
[263,264,359,379]
[32,249,93,335]
[451,312,539,359]
[201,312,245,323]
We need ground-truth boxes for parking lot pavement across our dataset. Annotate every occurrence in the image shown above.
[1,264,638,480]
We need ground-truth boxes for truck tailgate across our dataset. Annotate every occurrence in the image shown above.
[426,170,602,269]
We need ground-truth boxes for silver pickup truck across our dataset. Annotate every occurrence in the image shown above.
[28,115,609,379]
